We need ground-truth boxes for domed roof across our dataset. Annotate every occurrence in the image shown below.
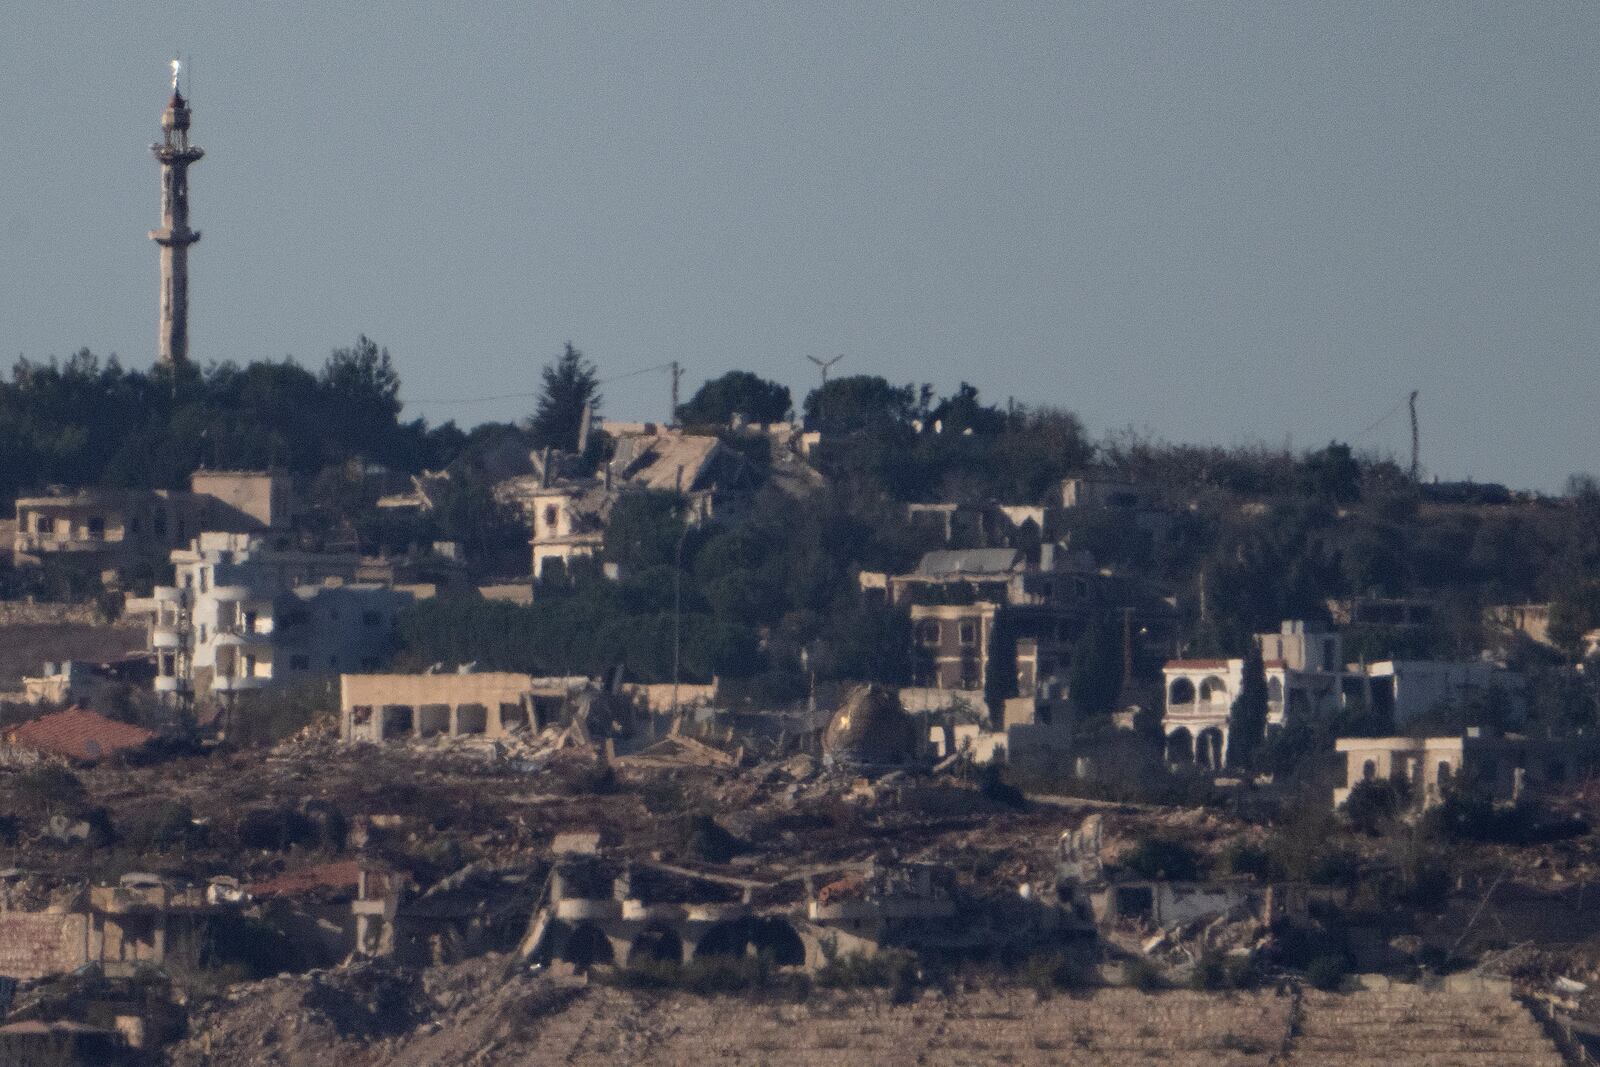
[823,684,915,767]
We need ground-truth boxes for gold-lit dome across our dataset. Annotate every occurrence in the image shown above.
[823,684,915,766]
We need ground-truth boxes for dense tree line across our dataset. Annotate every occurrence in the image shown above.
[0,339,459,499]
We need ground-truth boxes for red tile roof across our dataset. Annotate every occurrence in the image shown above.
[1165,659,1233,671]
[246,859,388,900]
[4,707,154,762]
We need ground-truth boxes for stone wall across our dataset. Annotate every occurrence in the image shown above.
[0,912,89,979]
[0,601,106,626]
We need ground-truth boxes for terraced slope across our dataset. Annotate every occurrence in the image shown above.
[1288,988,1565,1067]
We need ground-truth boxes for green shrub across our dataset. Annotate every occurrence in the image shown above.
[1190,951,1228,991]
[1341,778,1407,834]
[200,914,308,978]
[237,807,317,851]
[1309,849,1362,887]
[606,952,810,999]
[1396,860,1452,911]
[1124,956,1164,992]
[129,801,206,851]
[682,814,743,864]
[13,764,87,815]
[1423,788,1588,846]
[1306,953,1348,991]
[1120,837,1200,881]
[1191,950,1261,991]
[815,950,919,993]
[1023,952,1090,996]
[977,764,1026,810]
[1219,842,1270,878]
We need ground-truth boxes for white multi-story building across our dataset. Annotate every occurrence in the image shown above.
[129,533,413,702]
[1162,620,1521,769]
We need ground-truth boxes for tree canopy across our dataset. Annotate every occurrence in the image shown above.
[0,340,453,500]
[677,370,791,426]
[802,375,916,434]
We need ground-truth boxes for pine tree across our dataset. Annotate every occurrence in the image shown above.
[530,343,600,452]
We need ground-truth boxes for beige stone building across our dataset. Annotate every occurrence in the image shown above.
[340,671,589,742]
[1333,731,1595,809]
[12,470,294,571]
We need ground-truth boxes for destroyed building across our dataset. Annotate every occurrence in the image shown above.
[822,684,918,768]
[1333,731,1600,810]
[527,846,1070,975]
[12,470,296,572]
[0,874,214,980]
[339,671,588,743]
[868,545,1173,707]
[498,427,760,585]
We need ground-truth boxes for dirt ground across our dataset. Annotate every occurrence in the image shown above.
[165,955,1563,1067]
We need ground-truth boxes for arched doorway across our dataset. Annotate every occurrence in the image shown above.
[693,921,748,960]
[558,923,614,969]
[628,925,683,965]
[749,918,806,967]
[1166,728,1194,764]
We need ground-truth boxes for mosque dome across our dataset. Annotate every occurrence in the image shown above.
[823,684,916,767]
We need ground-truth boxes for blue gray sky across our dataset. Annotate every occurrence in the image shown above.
[3,3,1598,491]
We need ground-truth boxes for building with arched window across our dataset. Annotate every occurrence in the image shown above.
[1163,620,1526,771]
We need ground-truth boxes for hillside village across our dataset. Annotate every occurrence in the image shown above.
[6,340,1600,1063]
[8,55,1600,1067]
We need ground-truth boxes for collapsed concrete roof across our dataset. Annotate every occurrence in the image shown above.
[914,548,1024,578]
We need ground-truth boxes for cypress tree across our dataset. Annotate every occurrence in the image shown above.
[1228,642,1269,770]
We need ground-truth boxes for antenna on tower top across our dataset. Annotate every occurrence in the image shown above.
[170,58,181,92]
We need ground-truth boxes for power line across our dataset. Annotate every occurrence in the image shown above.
[408,361,676,406]
[1349,395,1410,441]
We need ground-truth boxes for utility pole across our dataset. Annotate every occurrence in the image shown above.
[671,521,687,721]
[1408,390,1420,483]
[670,360,683,426]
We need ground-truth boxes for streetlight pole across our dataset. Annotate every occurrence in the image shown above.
[671,522,687,722]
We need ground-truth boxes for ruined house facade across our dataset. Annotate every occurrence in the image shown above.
[339,672,588,743]
[12,471,294,571]
[497,428,758,585]
[869,546,1172,708]
[1332,732,1596,810]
